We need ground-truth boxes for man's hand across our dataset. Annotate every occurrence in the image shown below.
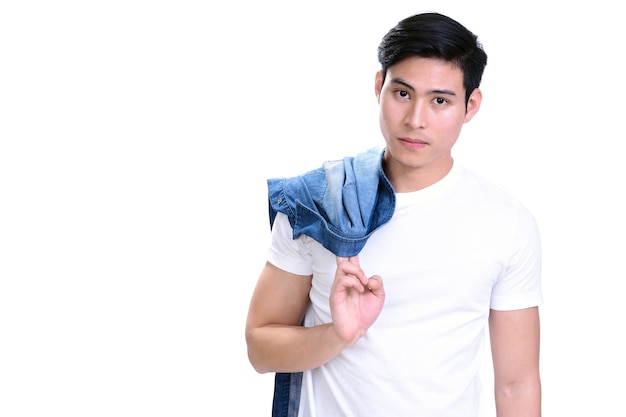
[330,256,385,346]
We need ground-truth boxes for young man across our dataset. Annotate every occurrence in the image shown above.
[246,12,542,417]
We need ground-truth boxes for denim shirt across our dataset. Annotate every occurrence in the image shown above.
[266,146,396,416]
[267,145,396,258]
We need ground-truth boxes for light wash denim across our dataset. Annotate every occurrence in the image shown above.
[266,145,396,416]
[267,145,396,258]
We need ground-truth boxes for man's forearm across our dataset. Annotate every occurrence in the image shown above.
[247,322,350,374]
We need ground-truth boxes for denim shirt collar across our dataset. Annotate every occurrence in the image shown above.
[267,146,396,257]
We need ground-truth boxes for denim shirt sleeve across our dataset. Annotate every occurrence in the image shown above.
[267,146,395,257]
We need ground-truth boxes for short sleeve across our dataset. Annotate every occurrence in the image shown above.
[490,204,544,311]
[267,212,314,276]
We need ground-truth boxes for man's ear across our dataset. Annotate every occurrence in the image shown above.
[374,70,384,101]
[464,88,482,123]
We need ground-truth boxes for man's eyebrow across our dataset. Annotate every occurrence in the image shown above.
[390,77,416,92]
[430,89,457,97]
[390,77,457,97]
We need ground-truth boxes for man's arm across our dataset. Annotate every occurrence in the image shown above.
[245,257,384,374]
[489,306,541,417]
[246,261,329,373]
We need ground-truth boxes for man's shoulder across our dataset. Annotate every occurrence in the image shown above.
[457,164,536,219]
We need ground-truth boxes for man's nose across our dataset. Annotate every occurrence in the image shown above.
[404,101,427,129]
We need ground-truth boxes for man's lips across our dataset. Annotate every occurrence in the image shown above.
[398,137,428,147]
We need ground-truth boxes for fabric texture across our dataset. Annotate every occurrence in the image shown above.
[267,145,396,258]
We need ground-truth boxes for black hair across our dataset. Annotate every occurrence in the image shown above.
[377,12,488,105]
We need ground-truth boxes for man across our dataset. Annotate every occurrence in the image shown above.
[246,12,542,417]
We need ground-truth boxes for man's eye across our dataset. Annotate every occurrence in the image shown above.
[397,90,410,99]
[434,97,447,105]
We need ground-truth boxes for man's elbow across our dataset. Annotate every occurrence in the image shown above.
[494,375,542,415]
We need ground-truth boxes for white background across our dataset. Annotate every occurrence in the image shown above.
[1,1,625,415]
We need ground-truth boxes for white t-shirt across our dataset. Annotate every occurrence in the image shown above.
[267,162,543,417]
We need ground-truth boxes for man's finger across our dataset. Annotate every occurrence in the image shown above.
[366,275,384,293]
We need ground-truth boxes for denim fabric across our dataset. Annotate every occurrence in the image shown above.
[272,372,302,417]
[267,146,396,258]
[267,146,396,415]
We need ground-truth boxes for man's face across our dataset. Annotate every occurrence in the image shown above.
[375,57,481,191]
